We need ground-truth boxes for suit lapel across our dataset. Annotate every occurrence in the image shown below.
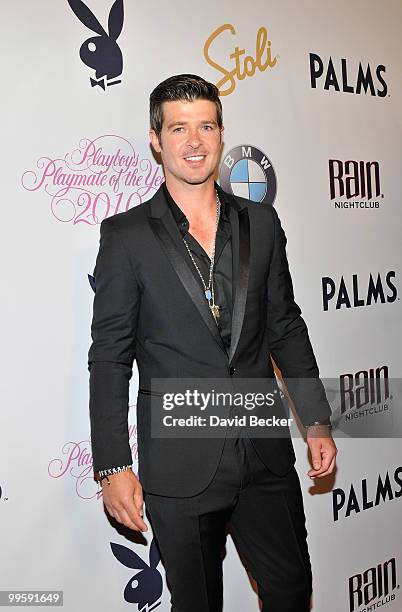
[147,185,250,366]
[147,188,228,359]
[222,189,250,365]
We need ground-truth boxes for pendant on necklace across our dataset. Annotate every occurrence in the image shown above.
[210,304,220,319]
[205,289,212,300]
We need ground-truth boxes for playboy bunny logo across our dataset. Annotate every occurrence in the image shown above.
[67,0,124,90]
[111,539,163,611]
[88,273,96,292]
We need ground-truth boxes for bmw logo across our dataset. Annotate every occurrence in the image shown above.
[219,145,277,205]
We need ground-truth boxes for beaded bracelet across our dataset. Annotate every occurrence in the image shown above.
[97,464,133,485]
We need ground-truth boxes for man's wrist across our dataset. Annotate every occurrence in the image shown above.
[305,421,333,438]
[306,420,332,429]
[95,464,133,484]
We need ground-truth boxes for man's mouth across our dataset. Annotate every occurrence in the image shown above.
[183,155,206,162]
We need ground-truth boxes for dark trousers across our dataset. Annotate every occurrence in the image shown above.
[144,434,312,612]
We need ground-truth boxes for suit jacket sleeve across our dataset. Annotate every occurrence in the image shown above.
[88,216,140,472]
[266,205,332,426]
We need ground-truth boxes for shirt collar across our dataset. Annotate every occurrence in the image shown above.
[162,181,231,237]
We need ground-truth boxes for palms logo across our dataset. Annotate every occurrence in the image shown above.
[67,0,124,90]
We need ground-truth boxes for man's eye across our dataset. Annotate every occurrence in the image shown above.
[202,125,213,131]
[173,127,184,133]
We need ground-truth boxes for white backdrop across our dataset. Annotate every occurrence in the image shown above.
[1,1,401,610]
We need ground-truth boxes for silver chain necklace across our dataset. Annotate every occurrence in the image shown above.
[182,191,221,322]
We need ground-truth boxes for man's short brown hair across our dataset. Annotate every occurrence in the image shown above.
[150,74,223,139]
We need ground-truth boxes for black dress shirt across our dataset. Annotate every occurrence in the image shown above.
[162,182,233,353]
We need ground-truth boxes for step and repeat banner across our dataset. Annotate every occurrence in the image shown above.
[1,0,401,610]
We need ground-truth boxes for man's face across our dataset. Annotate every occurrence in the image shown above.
[150,99,224,187]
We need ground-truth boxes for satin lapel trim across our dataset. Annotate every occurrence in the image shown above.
[229,206,250,365]
[148,214,229,360]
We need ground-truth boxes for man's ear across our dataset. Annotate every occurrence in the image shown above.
[220,126,225,147]
[149,129,162,154]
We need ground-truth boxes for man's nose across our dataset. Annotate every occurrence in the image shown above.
[187,128,202,148]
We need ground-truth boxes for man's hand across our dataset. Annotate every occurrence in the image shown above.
[306,425,337,479]
[100,470,148,532]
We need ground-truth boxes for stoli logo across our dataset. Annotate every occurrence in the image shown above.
[204,24,278,96]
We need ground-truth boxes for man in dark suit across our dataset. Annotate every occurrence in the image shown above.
[88,74,337,612]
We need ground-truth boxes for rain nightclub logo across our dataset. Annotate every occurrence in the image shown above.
[21,135,164,226]
[47,420,138,499]
[329,159,383,210]
[0,481,9,502]
[219,145,277,205]
[67,0,124,90]
[339,364,390,421]
[348,556,399,611]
